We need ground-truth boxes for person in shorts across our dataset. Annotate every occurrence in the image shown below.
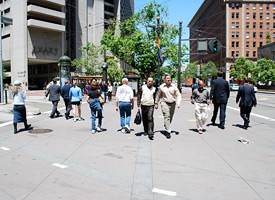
[69,81,84,122]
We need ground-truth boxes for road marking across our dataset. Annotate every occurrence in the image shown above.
[157,116,164,118]
[152,188,177,196]
[0,147,10,151]
[52,163,68,169]
[0,116,37,128]
[189,119,196,122]
[227,106,275,122]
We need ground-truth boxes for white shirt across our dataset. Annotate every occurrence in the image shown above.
[108,85,113,92]
[116,84,133,102]
[13,91,26,105]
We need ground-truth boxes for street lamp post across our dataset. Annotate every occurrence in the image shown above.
[152,16,165,86]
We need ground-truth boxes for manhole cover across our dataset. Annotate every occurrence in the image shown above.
[29,129,53,134]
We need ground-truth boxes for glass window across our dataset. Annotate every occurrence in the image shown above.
[236,41,239,47]
[246,51,249,57]
[253,32,256,38]
[260,13,263,19]
[267,13,270,19]
[260,4,263,9]
[253,3,256,9]
[273,13,275,19]
[253,22,256,28]
[267,22,270,29]
[246,12,249,19]
[232,41,235,47]
[260,22,263,28]
[236,22,239,28]
[260,32,263,38]
[236,3,239,9]
[274,4,275,10]
[236,12,239,18]
[273,32,275,38]
[232,3,235,9]
[232,22,235,28]
[236,32,239,38]
[253,51,256,57]
[232,51,235,57]
[236,51,239,57]
[267,4,270,10]
[246,41,249,47]
[232,12,235,18]
[246,22,249,28]
[273,22,275,28]
[253,13,256,19]
[253,42,256,47]
[260,42,263,47]
[246,32,250,38]
[232,32,235,38]
[246,3,249,9]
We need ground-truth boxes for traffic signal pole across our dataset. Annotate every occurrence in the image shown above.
[177,22,182,92]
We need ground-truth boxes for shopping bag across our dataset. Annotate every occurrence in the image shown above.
[134,111,142,125]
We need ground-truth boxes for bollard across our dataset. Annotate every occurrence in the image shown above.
[4,89,8,104]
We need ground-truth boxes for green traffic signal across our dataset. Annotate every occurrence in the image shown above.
[209,39,221,53]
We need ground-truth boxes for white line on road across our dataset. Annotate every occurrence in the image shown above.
[152,188,177,196]
[227,106,275,122]
[0,116,37,128]
[0,147,10,151]
[52,163,68,169]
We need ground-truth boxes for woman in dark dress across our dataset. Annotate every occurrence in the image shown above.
[12,80,31,134]
[86,80,104,134]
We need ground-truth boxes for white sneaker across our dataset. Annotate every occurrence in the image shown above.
[97,127,102,132]
[121,129,126,133]
[79,117,85,121]
[125,125,131,133]
[91,130,96,134]
[73,118,77,122]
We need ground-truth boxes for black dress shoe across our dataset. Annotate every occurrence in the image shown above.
[219,125,225,129]
[14,130,18,134]
[50,116,54,119]
[166,132,171,139]
[25,124,31,130]
[148,135,154,140]
[56,111,60,117]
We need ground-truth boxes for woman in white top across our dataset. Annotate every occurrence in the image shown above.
[12,80,31,134]
[107,83,113,101]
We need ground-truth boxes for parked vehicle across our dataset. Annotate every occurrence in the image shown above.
[229,84,239,91]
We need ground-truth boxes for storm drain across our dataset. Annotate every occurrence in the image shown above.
[29,129,53,134]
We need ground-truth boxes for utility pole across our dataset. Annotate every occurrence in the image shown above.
[177,21,182,91]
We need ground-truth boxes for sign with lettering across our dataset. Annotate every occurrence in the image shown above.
[32,46,58,56]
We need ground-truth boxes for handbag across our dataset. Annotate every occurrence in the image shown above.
[98,90,105,105]
[134,110,142,125]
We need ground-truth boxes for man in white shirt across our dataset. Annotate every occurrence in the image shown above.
[137,77,156,140]
[155,74,181,139]
[116,78,134,133]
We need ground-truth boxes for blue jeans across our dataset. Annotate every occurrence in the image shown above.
[89,99,102,130]
[119,102,131,129]
[102,91,107,103]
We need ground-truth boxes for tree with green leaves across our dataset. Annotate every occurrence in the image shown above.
[230,57,256,81]
[101,1,188,78]
[254,58,275,83]
[71,42,102,75]
[103,59,124,83]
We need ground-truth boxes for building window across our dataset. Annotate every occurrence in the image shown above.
[246,3,249,9]
[260,42,263,47]
[246,41,249,47]
[267,4,270,10]
[260,13,263,19]
[232,22,235,28]
[236,3,239,9]
[246,32,250,38]
[232,12,235,18]
[236,22,239,28]
[267,22,270,29]
[274,22,275,28]
[260,22,263,28]
[253,22,256,28]
[246,51,249,57]
[232,3,235,9]
[253,32,256,38]
[260,32,263,38]
[236,12,239,18]
[253,4,256,9]
[236,32,239,38]
[253,13,256,19]
[232,41,235,47]
[253,42,256,47]
[246,22,249,28]
[232,51,235,57]
[246,12,249,19]
[253,51,256,57]
[260,4,263,9]
[267,13,270,19]
[232,32,235,38]
[274,4,275,10]
[236,41,239,47]
[236,51,239,57]
[273,13,275,19]
[273,32,275,38]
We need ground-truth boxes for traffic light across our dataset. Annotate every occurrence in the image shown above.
[209,39,221,53]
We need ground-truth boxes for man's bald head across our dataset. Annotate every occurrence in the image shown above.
[198,80,204,89]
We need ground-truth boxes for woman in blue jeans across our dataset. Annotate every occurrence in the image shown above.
[86,80,104,134]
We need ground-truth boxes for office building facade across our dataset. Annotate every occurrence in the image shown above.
[0,0,134,89]
[188,0,275,81]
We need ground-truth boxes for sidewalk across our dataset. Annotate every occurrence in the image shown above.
[0,89,274,200]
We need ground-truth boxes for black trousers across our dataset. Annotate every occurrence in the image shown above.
[107,91,112,101]
[50,101,59,118]
[141,105,154,135]
[240,106,252,123]
[63,98,72,116]
[211,103,227,125]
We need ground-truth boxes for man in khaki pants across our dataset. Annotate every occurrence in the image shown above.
[155,75,181,139]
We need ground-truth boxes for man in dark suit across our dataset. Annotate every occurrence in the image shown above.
[45,78,61,118]
[236,78,257,129]
[61,80,72,120]
[210,71,230,129]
